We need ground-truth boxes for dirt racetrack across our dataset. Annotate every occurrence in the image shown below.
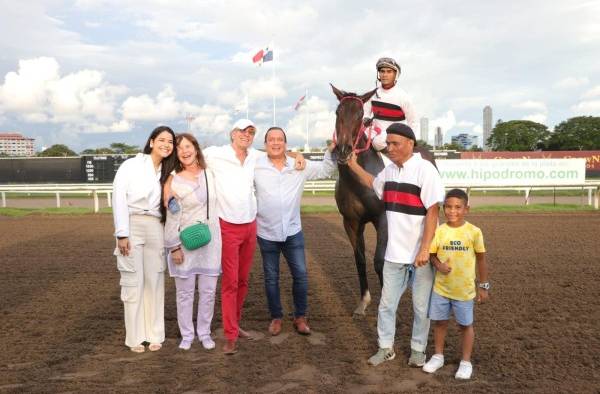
[1,213,599,393]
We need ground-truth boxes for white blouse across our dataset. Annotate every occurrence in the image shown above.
[112,153,162,238]
[164,169,222,278]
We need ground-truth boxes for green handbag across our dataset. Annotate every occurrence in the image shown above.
[180,221,211,250]
[178,170,211,250]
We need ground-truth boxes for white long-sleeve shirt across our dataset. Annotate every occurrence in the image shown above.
[254,152,336,242]
[363,84,418,151]
[203,144,265,224]
[112,153,162,237]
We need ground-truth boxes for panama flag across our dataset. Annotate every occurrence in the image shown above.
[252,46,273,65]
[294,94,306,110]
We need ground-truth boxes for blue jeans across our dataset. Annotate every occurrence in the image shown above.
[257,231,308,319]
[377,261,434,351]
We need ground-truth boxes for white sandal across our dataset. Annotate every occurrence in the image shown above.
[130,345,145,353]
[149,343,162,352]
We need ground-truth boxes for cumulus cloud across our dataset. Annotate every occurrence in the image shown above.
[241,78,287,102]
[553,76,589,89]
[430,111,457,136]
[522,113,548,124]
[513,100,547,112]
[582,85,600,99]
[571,100,600,115]
[284,95,335,148]
[121,86,181,121]
[0,57,129,132]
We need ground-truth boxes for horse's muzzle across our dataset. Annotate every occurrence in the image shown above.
[335,146,352,165]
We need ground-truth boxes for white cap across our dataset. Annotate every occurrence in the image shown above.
[232,119,255,131]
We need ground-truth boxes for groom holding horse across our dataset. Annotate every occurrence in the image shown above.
[347,123,444,367]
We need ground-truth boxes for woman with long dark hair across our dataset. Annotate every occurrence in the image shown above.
[164,133,221,350]
[112,125,177,353]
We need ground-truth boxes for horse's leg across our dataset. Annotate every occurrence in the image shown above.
[372,212,388,287]
[343,218,370,317]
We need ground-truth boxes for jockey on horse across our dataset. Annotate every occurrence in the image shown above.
[363,57,419,154]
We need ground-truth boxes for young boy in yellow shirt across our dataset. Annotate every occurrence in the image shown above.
[422,188,489,380]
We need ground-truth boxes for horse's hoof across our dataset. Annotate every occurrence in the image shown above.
[352,310,366,318]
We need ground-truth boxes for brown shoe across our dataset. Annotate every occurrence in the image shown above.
[268,319,282,336]
[222,339,237,355]
[238,328,254,340]
[293,316,311,335]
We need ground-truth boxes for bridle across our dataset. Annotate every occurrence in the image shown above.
[333,96,374,154]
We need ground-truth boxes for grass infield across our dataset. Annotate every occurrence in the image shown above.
[1,203,598,217]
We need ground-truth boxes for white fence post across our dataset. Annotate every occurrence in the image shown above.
[106,191,112,208]
[93,190,99,213]
[1,191,5,207]
[56,192,61,208]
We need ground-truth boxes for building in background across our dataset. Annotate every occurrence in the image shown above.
[434,126,443,148]
[451,133,479,150]
[483,105,493,151]
[419,117,429,143]
[0,132,35,156]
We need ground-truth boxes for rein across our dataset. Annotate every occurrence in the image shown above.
[333,96,374,155]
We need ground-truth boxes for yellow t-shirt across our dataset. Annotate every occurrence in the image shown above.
[429,222,486,301]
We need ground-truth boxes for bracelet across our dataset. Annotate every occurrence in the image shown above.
[170,247,181,254]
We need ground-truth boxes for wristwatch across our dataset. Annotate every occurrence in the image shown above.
[478,282,491,290]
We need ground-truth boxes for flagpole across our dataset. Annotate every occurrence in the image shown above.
[272,40,276,125]
[305,88,309,151]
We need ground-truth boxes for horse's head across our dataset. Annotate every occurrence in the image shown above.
[331,84,377,164]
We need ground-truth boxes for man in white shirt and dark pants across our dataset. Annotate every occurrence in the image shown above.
[254,127,335,336]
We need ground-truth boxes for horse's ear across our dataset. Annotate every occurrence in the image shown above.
[330,83,345,101]
[359,88,377,104]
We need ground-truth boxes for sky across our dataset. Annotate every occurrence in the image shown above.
[1,0,599,152]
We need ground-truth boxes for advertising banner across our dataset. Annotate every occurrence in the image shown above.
[437,159,586,187]
[461,151,600,175]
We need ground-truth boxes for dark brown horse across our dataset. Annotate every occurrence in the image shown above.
[330,84,436,316]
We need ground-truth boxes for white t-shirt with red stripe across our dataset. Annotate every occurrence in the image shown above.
[363,84,418,151]
[372,153,445,264]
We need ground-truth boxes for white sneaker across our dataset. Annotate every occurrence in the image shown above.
[368,348,396,366]
[455,360,473,380]
[201,336,216,350]
[179,339,192,350]
[422,354,444,373]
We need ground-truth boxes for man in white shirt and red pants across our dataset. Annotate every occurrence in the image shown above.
[204,120,304,354]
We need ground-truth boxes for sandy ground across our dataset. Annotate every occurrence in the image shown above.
[1,213,599,393]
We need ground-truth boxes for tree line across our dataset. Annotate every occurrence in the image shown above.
[487,116,600,151]
[36,142,140,157]
[22,116,600,157]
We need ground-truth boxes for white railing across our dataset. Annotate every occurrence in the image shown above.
[1,180,599,211]
[0,183,113,212]
[304,180,336,194]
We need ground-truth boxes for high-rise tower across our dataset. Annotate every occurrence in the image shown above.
[483,105,493,151]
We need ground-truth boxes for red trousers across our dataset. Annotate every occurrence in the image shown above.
[220,218,257,340]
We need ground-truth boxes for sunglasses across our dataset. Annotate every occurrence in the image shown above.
[237,128,256,136]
